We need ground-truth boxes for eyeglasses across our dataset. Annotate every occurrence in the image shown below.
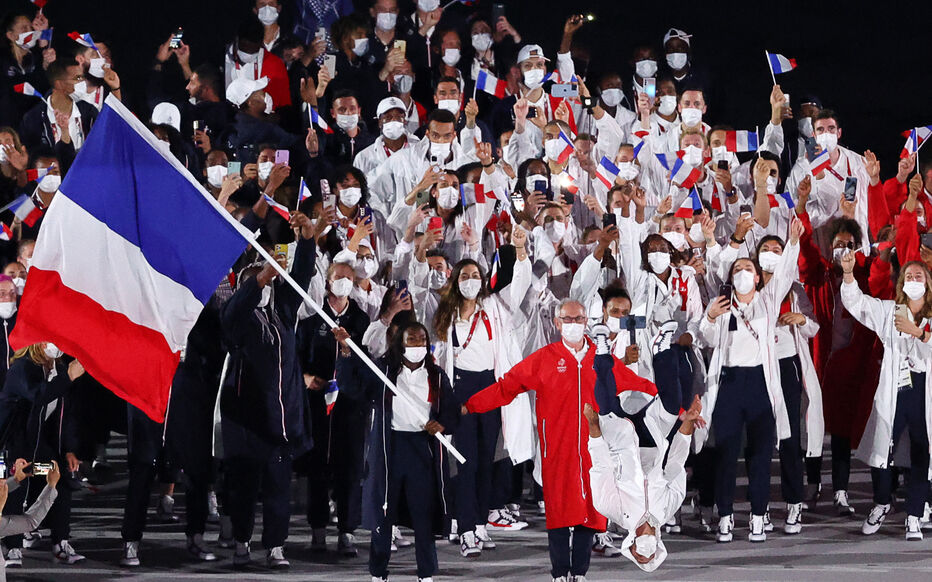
[558,316,587,324]
[834,241,856,250]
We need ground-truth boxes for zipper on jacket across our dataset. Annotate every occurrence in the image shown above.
[542,419,547,458]
[578,361,585,500]
[271,324,287,442]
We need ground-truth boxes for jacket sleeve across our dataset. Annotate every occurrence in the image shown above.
[868,179,891,239]
[220,276,260,348]
[277,236,317,327]
[334,351,380,402]
[465,350,538,414]
[883,176,907,216]
[796,211,827,286]
[794,285,820,340]
[894,208,921,264]
[840,279,888,337]
[0,484,57,537]
[761,240,801,312]
[586,436,626,525]
[436,369,460,436]
[867,253,895,299]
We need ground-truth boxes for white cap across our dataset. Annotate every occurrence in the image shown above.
[376,96,406,118]
[150,102,181,132]
[226,76,269,107]
[517,44,550,64]
[663,28,692,47]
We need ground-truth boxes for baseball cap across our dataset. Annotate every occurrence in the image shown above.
[376,96,406,118]
[150,102,181,132]
[226,76,269,107]
[517,44,551,65]
[663,28,692,47]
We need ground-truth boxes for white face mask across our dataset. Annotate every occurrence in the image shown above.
[382,120,405,140]
[662,231,687,250]
[38,173,61,193]
[404,345,427,363]
[560,322,585,343]
[766,175,778,194]
[601,88,623,107]
[428,269,448,290]
[523,68,545,89]
[442,48,461,67]
[682,144,703,166]
[545,220,567,243]
[258,161,274,181]
[393,74,414,94]
[71,81,88,101]
[263,92,273,114]
[606,316,621,333]
[816,132,838,152]
[12,278,25,295]
[903,281,926,301]
[711,145,729,162]
[16,31,37,50]
[375,12,397,31]
[688,222,704,244]
[798,117,814,138]
[758,250,781,273]
[544,138,567,162]
[634,534,658,558]
[436,186,459,209]
[733,269,756,294]
[258,5,279,25]
[237,49,259,63]
[418,0,440,11]
[647,251,671,274]
[666,52,688,70]
[658,95,677,116]
[635,59,657,79]
[339,187,362,207]
[617,161,639,181]
[437,99,460,115]
[458,278,482,299]
[472,33,492,52]
[680,107,702,128]
[22,258,31,272]
[0,301,15,320]
[336,113,359,131]
[352,37,369,57]
[89,58,107,79]
[354,256,378,279]
[44,343,63,360]
[429,140,451,161]
[330,277,354,297]
[257,284,272,308]
[207,165,228,188]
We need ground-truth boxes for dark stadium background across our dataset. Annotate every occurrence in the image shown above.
[2,0,931,174]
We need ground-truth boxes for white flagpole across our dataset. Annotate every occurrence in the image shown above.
[765,50,776,86]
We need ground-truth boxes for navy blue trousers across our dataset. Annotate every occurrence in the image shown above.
[451,368,499,533]
[779,356,805,504]
[548,526,595,578]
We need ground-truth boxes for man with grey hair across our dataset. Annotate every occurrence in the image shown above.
[464,299,657,582]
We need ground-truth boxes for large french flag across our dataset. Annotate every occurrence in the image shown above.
[10,96,248,422]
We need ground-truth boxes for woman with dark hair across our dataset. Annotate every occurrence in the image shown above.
[840,256,932,540]
[432,253,532,556]
[700,217,803,544]
[0,10,53,129]
[336,320,459,582]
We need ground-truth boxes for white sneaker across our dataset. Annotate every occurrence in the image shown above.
[835,490,855,515]
[392,525,413,548]
[218,515,234,548]
[22,530,41,549]
[155,494,179,523]
[266,545,290,568]
[592,532,622,557]
[310,527,327,552]
[233,541,251,568]
[207,491,220,523]
[573,577,588,582]
[419,578,434,582]
[487,509,524,530]
[475,525,496,549]
[338,532,358,557]
[52,540,85,564]
[784,503,803,534]
[538,500,546,514]
[120,541,140,567]
[664,510,682,534]
[460,531,481,558]
[717,515,734,542]
[448,519,459,543]
[6,547,22,567]
[186,534,217,561]
[748,514,766,542]
[501,508,528,529]
[651,321,677,355]
[505,503,522,517]
[552,577,569,582]
[762,510,774,532]
[921,502,932,530]
[862,503,890,535]
[906,516,923,541]
[371,577,387,582]
[591,323,611,355]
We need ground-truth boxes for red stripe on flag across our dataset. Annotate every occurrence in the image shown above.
[10,268,180,422]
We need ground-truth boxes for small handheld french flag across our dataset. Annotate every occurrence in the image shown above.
[675,188,703,218]
[595,156,620,188]
[475,69,506,99]
[724,130,759,153]
[31,0,48,8]
[669,158,702,190]
[308,106,333,134]
[809,148,832,175]
[768,191,795,209]
[14,83,42,99]
[655,151,681,171]
[0,223,12,241]
[460,183,486,206]
[263,194,292,220]
[325,379,339,415]
[68,31,99,51]
[489,249,500,289]
[9,194,43,227]
[552,130,575,164]
[39,28,53,42]
[901,125,932,158]
[25,165,53,182]
[298,177,312,205]
[631,140,645,161]
[767,52,797,75]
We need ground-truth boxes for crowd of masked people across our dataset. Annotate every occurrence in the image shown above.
[1,0,932,580]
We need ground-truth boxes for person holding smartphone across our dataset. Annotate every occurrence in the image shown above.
[0,459,61,571]
[839,254,932,540]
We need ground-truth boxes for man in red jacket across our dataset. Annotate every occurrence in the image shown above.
[463,299,656,582]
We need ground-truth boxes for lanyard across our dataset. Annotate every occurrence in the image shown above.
[730,298,759,341]
[453,309,491,353]
[670,269,689,311]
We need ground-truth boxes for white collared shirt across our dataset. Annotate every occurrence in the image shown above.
[453,306,493,372]
[393,363,431,432]
[722,294,764,368]
[46,100,84,149]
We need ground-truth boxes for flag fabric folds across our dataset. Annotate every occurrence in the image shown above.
[675,188,703,218]
[724,130,759,152]
[768,192,795,209]
[767,52,797,75]
[901,125,932,158]
[809,149,832,175]
[10,96,248,422]
[475,70,506,98]
[309,106,333,134]
[9,194,43,227]
[596,157,619,188]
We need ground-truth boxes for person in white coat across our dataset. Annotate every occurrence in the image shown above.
[839,255,932,540]
[699,217,803,543]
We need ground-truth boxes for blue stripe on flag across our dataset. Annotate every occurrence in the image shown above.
[58,101,248,304]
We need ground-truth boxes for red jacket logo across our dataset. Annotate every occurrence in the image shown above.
[556,358,567,373]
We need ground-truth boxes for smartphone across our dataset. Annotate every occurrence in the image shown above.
[273,244,288,259]
[718,283,733,299]
[617,315,647,330]
[359,205,373,224]
[526,107,537,119]
[193,119,205,132]
[428,216,443,231]
[551,83,578,98]
[895,304,910,322]
[275,149,290,166]
[227,161,241,176]
[169,28,183,49]
[31,462,53,476]
[602,213,616,228]
[692,247,703,257]
[921,233,932,250]
[533,179,548,194]
[804,136,817,161]
[393,39,406,54]
[844,177,858,202]
[323,193,336,210]
[511,193,525,213]
[491,3,506,24]
[397,279,409,298]
[644,77,656,103]
[323,54,337,77]
[562,191,576,205]
[717,159,729,170]
[739,204,753,215]
[319,178,331,197]
[414,189,431,208]
[316,26,327,40]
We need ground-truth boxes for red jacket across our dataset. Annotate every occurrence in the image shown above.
[465,339,656,530]
[259,50,292,110]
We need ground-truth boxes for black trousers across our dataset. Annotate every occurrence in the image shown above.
[451,368,499,533]
[713,365,775,516]
[121,405,164,542]
[225,449,293,549]
[778,356,805,504]
[369,431,437,579]
[871,373,930,517]
[548,526,595,578]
